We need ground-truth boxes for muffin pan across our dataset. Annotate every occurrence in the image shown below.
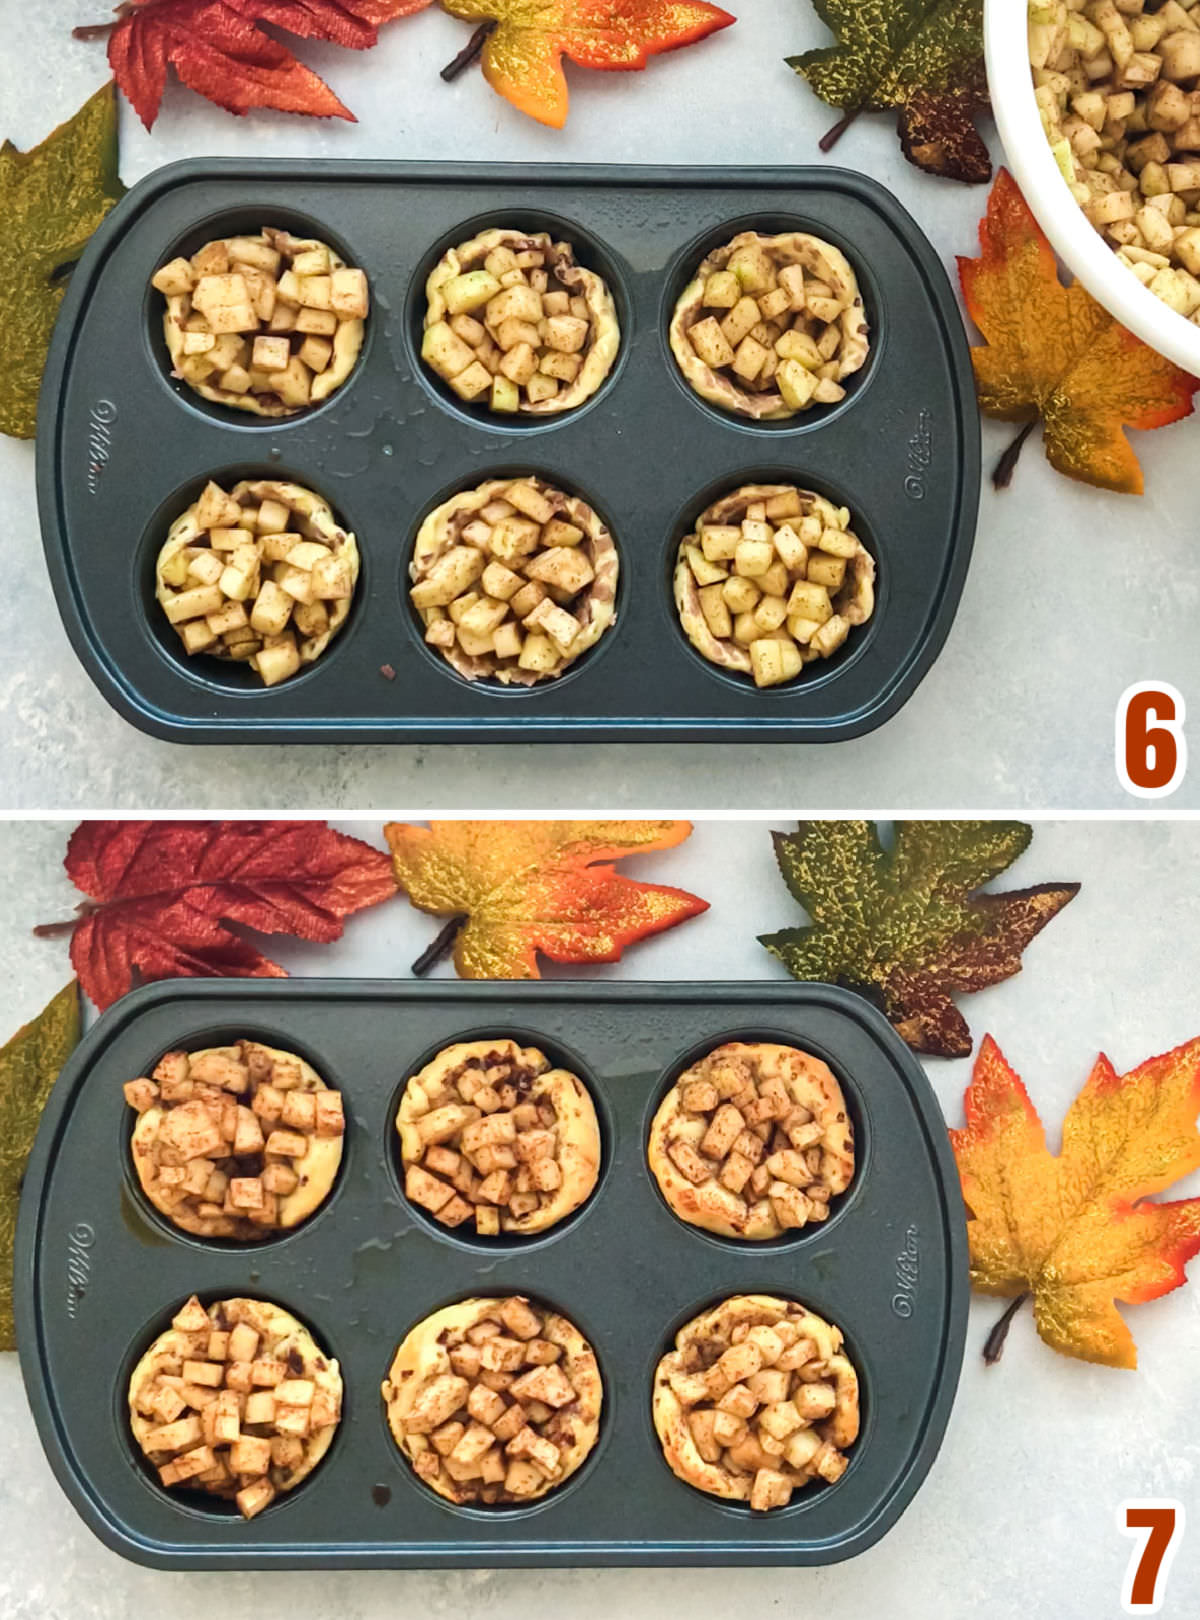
[36,162,980,743]
[16,978,967,1568]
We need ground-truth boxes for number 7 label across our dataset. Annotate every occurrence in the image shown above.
[1119,1500,1185,1613]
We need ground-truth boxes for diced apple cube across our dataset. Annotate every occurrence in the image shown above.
[777,359,818,411]
[491,375,520,413]
[689,316,735,369]
[486,284,543,328]
[786,580,832,623]
[251,336,290,372]
[499,342,539,385]
[443,270,502,316]
[517,632,558,673]
[153,257,195,297]
[163,584,225,624]
[525,373,559,404]
[254,634,301,687]
[492,621,523,660]
[698,582,733,638]
[450,361,494,402]
[330,267,369,319]
[191,241,229,277]
[703,270,740,308]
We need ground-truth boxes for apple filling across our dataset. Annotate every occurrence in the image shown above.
[647,1041,855,1240]
[129,1294,342,1519]
[422,227,620,415]
[409,475,619,684]
[653,1295,860,1511]
[398,1039,601,1237]
[674,483,874,687]
[670,230,869,420]
[382,1295,603,1505]
[155,478,359,686]
[125,1039,346,1240]
[153,227,368,416]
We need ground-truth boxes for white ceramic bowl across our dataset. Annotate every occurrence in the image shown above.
[985,0,1200,372]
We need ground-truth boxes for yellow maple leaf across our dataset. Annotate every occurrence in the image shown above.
[950,1034,1200,1368]
[385,819,708,978]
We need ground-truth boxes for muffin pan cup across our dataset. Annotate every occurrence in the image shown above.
[37,161,980,743]
[16,978,967,1568]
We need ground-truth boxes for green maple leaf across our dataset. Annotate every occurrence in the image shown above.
[0,981,81,1349]
[0,83,124,439]
[787,0,991,184]
[760,822,1079,1058]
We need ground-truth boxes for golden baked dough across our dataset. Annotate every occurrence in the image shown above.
[652,1294,859,1511]
[410,475,618,686]
[423,227,620,416]
[670,231,869,421]
[126,1039,345,1240]
[674,483,875,686]
[647,1041,854,1239]
[155,479,359,686]
[156,227,367,418]
[129,1294,342,1518]
[382,1295,602,1505]
[398,1039,601,1237]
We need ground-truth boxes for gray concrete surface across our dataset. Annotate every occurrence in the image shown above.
[2,5,1198,808]
[1,818,1199,1616]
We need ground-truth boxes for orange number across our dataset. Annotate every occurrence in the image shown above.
[1119,1499,1184,1613]
[1116,683,1187,799]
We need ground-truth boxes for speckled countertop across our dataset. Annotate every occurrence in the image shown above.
[3,6,1199,808]
[2,818,1199,1615]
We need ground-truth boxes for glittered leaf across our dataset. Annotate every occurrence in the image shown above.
[760,821,1079,1058]
[959,169,1199,493]
[439,0,735,128]
[0,982,81,1349]
[38,820,398,1010]
[82,0,434,130]
[385,820,709,978]
[950,1035,1200,1368]
[787,0,990,182]
[0,84,123,440]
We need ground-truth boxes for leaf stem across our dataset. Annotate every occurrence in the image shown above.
[441,21,496,83]
[411,914,468,977]
[982,1292,1030,1364]
[32,918,81,940]
[819,109,861,153]
[992,420,1037,490]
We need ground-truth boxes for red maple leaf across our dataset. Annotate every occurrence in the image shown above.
[40,820,398,1009]
[84,0,434,129]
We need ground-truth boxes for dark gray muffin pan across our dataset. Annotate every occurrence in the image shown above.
[15,977,967,1568]
[36,161,980,743]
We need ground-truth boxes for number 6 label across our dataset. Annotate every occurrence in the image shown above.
[1116,683,1187,799]
[1119,1500,1184,1613]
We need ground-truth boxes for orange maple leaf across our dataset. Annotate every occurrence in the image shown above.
[957,169,1198,494]
[384,819,709,977]
[439,0,735,127]
[949,1034,1200,1368]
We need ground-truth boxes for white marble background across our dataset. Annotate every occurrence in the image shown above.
[2,3,1199,809]
[1,817,1199,1616]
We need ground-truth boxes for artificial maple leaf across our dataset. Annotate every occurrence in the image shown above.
[35,821,397,1010]
[787,0,990,183]
[78,0,434,130]
[438,0,735,129]
[384,820,709,978]
[959,169,1199,493]
[760,821,1079,1059]
[0,982,81,1349]
[950,1035,1200,1368]
[0,83,124,440]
